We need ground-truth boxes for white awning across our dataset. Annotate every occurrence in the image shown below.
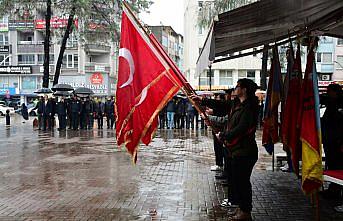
[196,0,343,75]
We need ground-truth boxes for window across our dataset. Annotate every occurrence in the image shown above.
[38,54,54,64]
[336,56,343,69]
[18,54,35,65]
[338,38,343,45]
[0,55,10,66]
[198,25,203,35]
[67,33,78,48]
[63,54,78,68]
[238,70,255,82]
[162,36,168,47]
[0,34,8,45]
[219,70,233,86]
[322,53,332,63]
[316,52,322,63]
[21,76,36,90]
[199,70,213,86]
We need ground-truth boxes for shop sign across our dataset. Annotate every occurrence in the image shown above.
[35,17,79,29]
[0,66,32,74]
[318,81,333,87]
[0,45,9,53]
[90,72,104,84]
[8,20,34,30]
[0,23,8,32]
[60,75,108,95]
[0,87,15,95]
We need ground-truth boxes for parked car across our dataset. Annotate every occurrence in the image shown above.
[27,103,38,116]
[0,104,15,116]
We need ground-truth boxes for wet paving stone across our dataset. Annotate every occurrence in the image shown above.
[0,116,342,220]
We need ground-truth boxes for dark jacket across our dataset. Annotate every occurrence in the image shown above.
[219,98,258,158]
[105,100,114,115]
[166,100,176,112]
[71,100,81,113]
[34,100,45,115]
[56,101,67,115]
[21,104,29,120]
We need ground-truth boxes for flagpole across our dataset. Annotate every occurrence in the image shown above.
[122,1,217,132]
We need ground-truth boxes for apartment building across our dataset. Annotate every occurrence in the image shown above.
[184,0,261,90]
[0,6,116,104]
[149,25,184,72]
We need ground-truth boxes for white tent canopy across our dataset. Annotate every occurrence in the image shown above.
[196,0,343,75]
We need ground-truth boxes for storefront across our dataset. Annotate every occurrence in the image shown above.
[59,72,112,97]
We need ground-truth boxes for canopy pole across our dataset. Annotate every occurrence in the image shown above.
[209,65,212,91]
[261,45,268,90]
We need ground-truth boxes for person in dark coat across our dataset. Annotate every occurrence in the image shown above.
[45,97,56,130]
[5,109,10,126]
[79,99,86,129]
[159,106,167,129]
[185,101,195,129]
[166,99,176,129]
[88,98,95,129]
[21,103,29,121]
[56,97,67,131]
[70,97,81,130]
[33,96,45,130]
[321,83,343,198]
[105,97,115,129]
[95,99,105,129]
[193,79,259,220]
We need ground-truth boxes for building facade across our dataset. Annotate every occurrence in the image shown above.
[149,25,184,72]
[0,6,116,105]
[184,0,261,90]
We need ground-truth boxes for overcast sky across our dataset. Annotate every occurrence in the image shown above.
[140,0,184,35]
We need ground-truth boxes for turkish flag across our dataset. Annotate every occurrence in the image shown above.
[115,9,181,163]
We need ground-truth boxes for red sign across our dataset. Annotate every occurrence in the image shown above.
[90,72,104,85]
[35,17,78,29]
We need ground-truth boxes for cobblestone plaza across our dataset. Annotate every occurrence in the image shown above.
[0,116,342,221]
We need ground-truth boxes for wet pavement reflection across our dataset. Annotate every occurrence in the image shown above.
[0,116,342,221]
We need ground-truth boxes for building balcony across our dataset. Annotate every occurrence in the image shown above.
[17,42,54,53]
[85,62,111,73]
[84,44,110,54]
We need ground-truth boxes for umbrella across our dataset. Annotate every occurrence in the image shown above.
[51,83,74,92]
[34,88,53,94]
[74,87,94,95]
[53,91,71,97]
[75,94,90,98]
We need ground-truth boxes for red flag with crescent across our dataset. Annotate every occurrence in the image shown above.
[115,8,182,163]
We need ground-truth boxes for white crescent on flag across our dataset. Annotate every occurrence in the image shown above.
[119,48,135,88]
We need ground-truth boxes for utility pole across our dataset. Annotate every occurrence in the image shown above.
[260,45,268,90]
[208,65,212,91]
[42,0,51,88]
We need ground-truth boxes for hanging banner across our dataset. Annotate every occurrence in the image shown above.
[35,17,79,29]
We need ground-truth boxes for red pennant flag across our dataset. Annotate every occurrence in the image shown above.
[281,44,302,175]
[115,8,181,163]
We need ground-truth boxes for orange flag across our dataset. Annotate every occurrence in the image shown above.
[299,45,323,194]
[115,7,182,163]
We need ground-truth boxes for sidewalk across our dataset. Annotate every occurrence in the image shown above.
[0,116,342,220]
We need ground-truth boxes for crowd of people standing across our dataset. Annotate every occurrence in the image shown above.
[33,96,115,131]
